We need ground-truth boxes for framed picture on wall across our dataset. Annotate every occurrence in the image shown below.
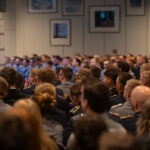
[89,6,120,33]
[50,19,71,46]
[62,0,84,16]
[126,0,145,16]
[0,19,4,34]
[28,0,57,13]
[0,34,5,50]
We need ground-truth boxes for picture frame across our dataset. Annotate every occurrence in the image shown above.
[50,19,71,46]
[89,6,120,33]
[126,0,145,16]
[0,34,5,50]
[62,0,84,16]
[28,0,57,13]
[0,19,4,34]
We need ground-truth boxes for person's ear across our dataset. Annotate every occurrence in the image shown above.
[81,98,88,111]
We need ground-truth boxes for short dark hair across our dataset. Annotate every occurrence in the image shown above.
[1,67,17,86]
[35,56,42,62]
[61,67,73,81]
[117,61,130,72]
[83,79,109,113]
[70,82,81,98]
[54,55,62,61]
[75,58,81,66]
[55,67,62,75]
[104,68,118,85]
[16,73,24,91]
[118,72,132,88]
[90,66,101,79]
[72,115,108,150]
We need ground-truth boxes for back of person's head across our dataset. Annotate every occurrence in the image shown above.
[35,56,42,62]
[117,61,130,72]
[140,71,150,87]
[70,82,81,98]
[125,79,141,92]
[82,79,109,113]
[35,82,56,96]
[99,132,145,150]
[0,77,8,98]
[37,67,56,84]
[30,68,39,78]
[73,68,91,83]
[70,82,81,105]
[90,66,101,79]
[13,99,42,127]
[0,71,10,86]
[16,73,24,91]
[117,72,132,89]
[104,67,118,85]
[13,100,59,150]
[131,86,150,110]
[1,67,17,86]
[31,93,56,116]
[137,98,150,136]
[0,111,39,150]
[140,63,150,73]
[71,115,108,150]
[61,67,73,81]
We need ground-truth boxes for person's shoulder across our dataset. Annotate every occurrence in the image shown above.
[110,94,118,99]
[109,102,134,117]
[109,111,133,120]
[110,103,123,109]
[69,105,82,117]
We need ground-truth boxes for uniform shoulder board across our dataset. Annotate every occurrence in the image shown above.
[110,95,117,98]
[111,103,123,109]
[120,115,133,120]
[70,105,80,114]
[109,112,120,118]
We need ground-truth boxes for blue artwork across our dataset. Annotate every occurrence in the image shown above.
[32,0,53,10]
[53,23,68,38]
[65,0,82,13]
[130,0,142,7]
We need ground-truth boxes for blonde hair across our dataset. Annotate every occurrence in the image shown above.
[141,63,150,73]
[35,83,56,98]
[32,93,56,116]
[126,79,141,92]
[13,99,59,150]
[141,71,150,86]
[6,108,41,150]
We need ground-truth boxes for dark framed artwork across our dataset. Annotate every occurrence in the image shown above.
[126,0,145,16]
[89,6,120,33]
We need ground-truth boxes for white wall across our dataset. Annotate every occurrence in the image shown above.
[2,0,150,57]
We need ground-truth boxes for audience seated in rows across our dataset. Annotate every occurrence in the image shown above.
[2,53,150,149]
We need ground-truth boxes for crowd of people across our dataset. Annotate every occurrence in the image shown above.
[1,53,150,150]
